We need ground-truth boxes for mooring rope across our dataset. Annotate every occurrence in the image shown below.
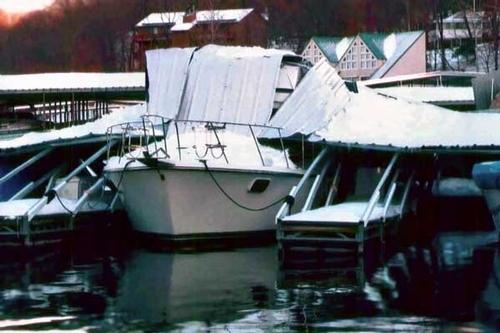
[200,159,293,212]
[53,191,74,214]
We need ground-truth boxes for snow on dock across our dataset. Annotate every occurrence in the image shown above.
[0,198,109,218]
[281,202,401,224]
[0,103,146,151]
[375,86,475,106]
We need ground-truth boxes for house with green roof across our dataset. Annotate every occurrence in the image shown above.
[302,31,426,80]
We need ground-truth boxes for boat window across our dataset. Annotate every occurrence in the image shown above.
[248,178,271,193]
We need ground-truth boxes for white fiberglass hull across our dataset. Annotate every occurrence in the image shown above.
[106,163,306,240]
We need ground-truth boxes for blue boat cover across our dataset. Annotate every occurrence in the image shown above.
[472,161,500,189]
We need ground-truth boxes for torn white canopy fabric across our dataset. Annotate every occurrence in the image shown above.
[266,60,500,149]
[176,45,293,125]
[146,47,195,117]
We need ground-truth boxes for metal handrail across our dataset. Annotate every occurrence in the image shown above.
[105,116,291,169]
[361,153,399,227]
[275,147,329,223]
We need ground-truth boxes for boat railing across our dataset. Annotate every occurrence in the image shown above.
[105,115,292,168]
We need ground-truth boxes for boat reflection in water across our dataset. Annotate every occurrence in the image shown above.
[115,246,278,329]
[0,232,498,331]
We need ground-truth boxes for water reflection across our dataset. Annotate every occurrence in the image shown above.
[0,234,497,332]
[115,247,277,329]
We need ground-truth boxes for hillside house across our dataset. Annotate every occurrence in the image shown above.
[302,31,426,80]
[130,7,268,70]
[429,11,486,45]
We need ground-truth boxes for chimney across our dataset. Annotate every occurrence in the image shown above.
[184,3,196,23]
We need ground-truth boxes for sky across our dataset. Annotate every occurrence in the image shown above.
[0,0,54,13]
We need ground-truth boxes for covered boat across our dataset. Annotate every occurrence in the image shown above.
[103,45,311,247]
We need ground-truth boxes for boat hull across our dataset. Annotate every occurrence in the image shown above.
[107,165,306,242]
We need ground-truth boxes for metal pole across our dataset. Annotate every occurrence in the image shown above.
[26,143,114,222]
[0,148,53,186]
[71,177,106,217]
[361,153,400,226]
[175,121,182,161]
[249,124,264,167]
[8,167,61,201]
[277,128,290,169]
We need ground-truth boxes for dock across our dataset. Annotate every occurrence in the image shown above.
[0,72,145,132]
[276,148,416,257]
[0,142,123,248]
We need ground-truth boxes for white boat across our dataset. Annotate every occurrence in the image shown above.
[101,45,310,246]
[104,118,309,246]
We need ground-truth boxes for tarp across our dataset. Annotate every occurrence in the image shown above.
[266,60,500,150]
[146,47,195,117]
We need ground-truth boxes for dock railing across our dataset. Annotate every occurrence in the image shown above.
[275,147,330,222]
[276,150,417,256]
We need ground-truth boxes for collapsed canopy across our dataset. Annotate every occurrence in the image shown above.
[266,59,500,150]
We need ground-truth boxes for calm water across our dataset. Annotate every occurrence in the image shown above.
[0,232,499,332]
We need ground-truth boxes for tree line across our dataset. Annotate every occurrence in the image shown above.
[0,0,487,73]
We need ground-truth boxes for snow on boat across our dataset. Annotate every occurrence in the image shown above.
[104,118,309,246]
[103,45,309,247]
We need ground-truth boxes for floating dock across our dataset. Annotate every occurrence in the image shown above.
[0,142,123,248]
[277,148,416,257]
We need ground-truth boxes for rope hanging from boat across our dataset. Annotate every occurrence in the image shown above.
[200,160,293,212]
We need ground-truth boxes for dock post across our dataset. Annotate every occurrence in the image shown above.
[356,222,364,255]
[20,217,31,247]
[85,100,89,121]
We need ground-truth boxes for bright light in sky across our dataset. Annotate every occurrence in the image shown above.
[0,0,54,13]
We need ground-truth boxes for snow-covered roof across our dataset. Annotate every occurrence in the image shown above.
[136,8,256,31]
[363,71,481,88]
[1,45,296,151]
[442,10,485,23]
[310,36,348,63]
[266,60,500,150]
[370,31,425,79]
[0,73,145,94]
[0,104,146,151]
[375,86,475,105]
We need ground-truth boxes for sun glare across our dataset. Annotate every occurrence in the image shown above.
[0,0,54,13]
